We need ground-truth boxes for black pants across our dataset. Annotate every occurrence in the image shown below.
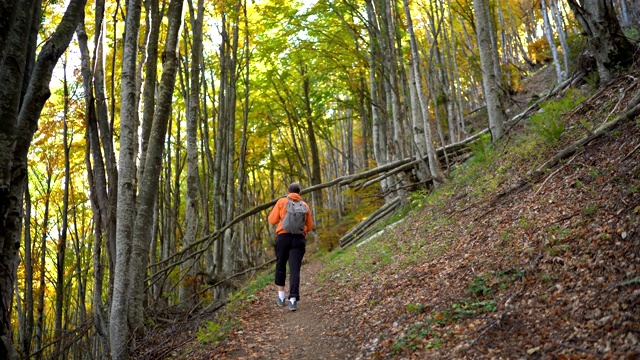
[274,233,306,301]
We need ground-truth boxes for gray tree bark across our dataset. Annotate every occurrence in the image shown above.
[128,0,185,337]
[377,0,407,181]
[486,0,503,83]
[20,176,34,358]
[53,59,71,360]
[302,67,323,206]
[447,2,466,139]
[473,0,506,140]
[567,0,635,84]
[76,10,111,355]
[94,0,118,285]
[213,3,241,283]
[402,0,443,187]
[110,0,143,355]
[0,1,86,357]
[407,62,430,183]
[139,0,162,184]
[223,3,241,277]
[200,60,216,273]
[34,171,51,360]
[237,0,252,267]
[365,0,390,195]
[180,0,205,306]
[550,0,571,77]
[618,0,630,26]
[541,0,565,81]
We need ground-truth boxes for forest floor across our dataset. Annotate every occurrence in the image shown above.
[190,259,360,359]
[135,66,640,359]
[133,257,361,359]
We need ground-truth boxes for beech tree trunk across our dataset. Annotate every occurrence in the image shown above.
[447,1,466,138]
[550,0,571,77]
[486,0,502,83]
[383,0,406,165]
[302,68,323,207]
[53,59,71,360]
[110,0,143,355]
[402,0,443,187]
[200,59,216,273]
[618,0,630,26]
[213,3,241,285]
[20,177,34,358]
[95,0,118,287]
[139,0,162,183]
[34,172,51,360]
[223,3,241,276]
[407,63,430,183]
[76,6,111,354]
[567,0,635,84]
[0,1,86,358]
[473,0,506,140]
[128,0,184,337]
[181,0,205,306]
[366,0,392,196]
[237,0,252,267]
[541,0,565,81]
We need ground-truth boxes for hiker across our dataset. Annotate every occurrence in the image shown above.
[268,183,314,311]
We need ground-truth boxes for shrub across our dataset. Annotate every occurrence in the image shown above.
[197,321,223,344]
[528,37,552,64]
[529,110,566,144]
[528,93,584,144]
[467,133,494,163]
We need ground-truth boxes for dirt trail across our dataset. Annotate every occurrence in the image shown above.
[210,258,359,359]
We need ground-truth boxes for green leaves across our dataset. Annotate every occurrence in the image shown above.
[528,91,585,144]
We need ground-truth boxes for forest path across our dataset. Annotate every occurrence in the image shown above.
[209,257,359,359]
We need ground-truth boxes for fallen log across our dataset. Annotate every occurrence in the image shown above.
[496,95,640,201]
[149,76,583,283]
[340,204,401,248]
[339,197,401,247]
[149,128,501,281]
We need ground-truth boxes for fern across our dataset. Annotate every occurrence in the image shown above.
[528,93,584,144]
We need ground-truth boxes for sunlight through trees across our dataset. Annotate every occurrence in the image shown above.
[0,0,636,358]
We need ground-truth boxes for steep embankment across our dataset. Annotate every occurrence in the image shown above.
[312,73,640,358]
[138,70,639,359]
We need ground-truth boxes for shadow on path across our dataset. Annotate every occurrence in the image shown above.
[213,258,360,359]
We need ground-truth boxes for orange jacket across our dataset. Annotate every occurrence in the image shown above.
[268,193,313,236]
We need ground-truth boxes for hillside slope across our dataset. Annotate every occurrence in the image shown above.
[137,69,639,359]
[316,73,640,358]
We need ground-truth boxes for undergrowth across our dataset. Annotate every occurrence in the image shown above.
[318,234,398,289]
[318,82,597,355]
[390,269,526,354]
[196,73,602,356]
[193,269,273,348]
[528,89,586,144]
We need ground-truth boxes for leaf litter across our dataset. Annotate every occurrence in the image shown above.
[137,72,639,359]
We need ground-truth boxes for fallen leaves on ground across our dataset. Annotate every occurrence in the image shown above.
[136,72,640,359]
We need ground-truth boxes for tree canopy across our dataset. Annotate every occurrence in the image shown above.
[0,0,637,358]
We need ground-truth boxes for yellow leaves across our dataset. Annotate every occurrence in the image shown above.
[528,38,552,64]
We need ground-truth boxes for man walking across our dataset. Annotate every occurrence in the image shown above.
[268,183,313,311]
